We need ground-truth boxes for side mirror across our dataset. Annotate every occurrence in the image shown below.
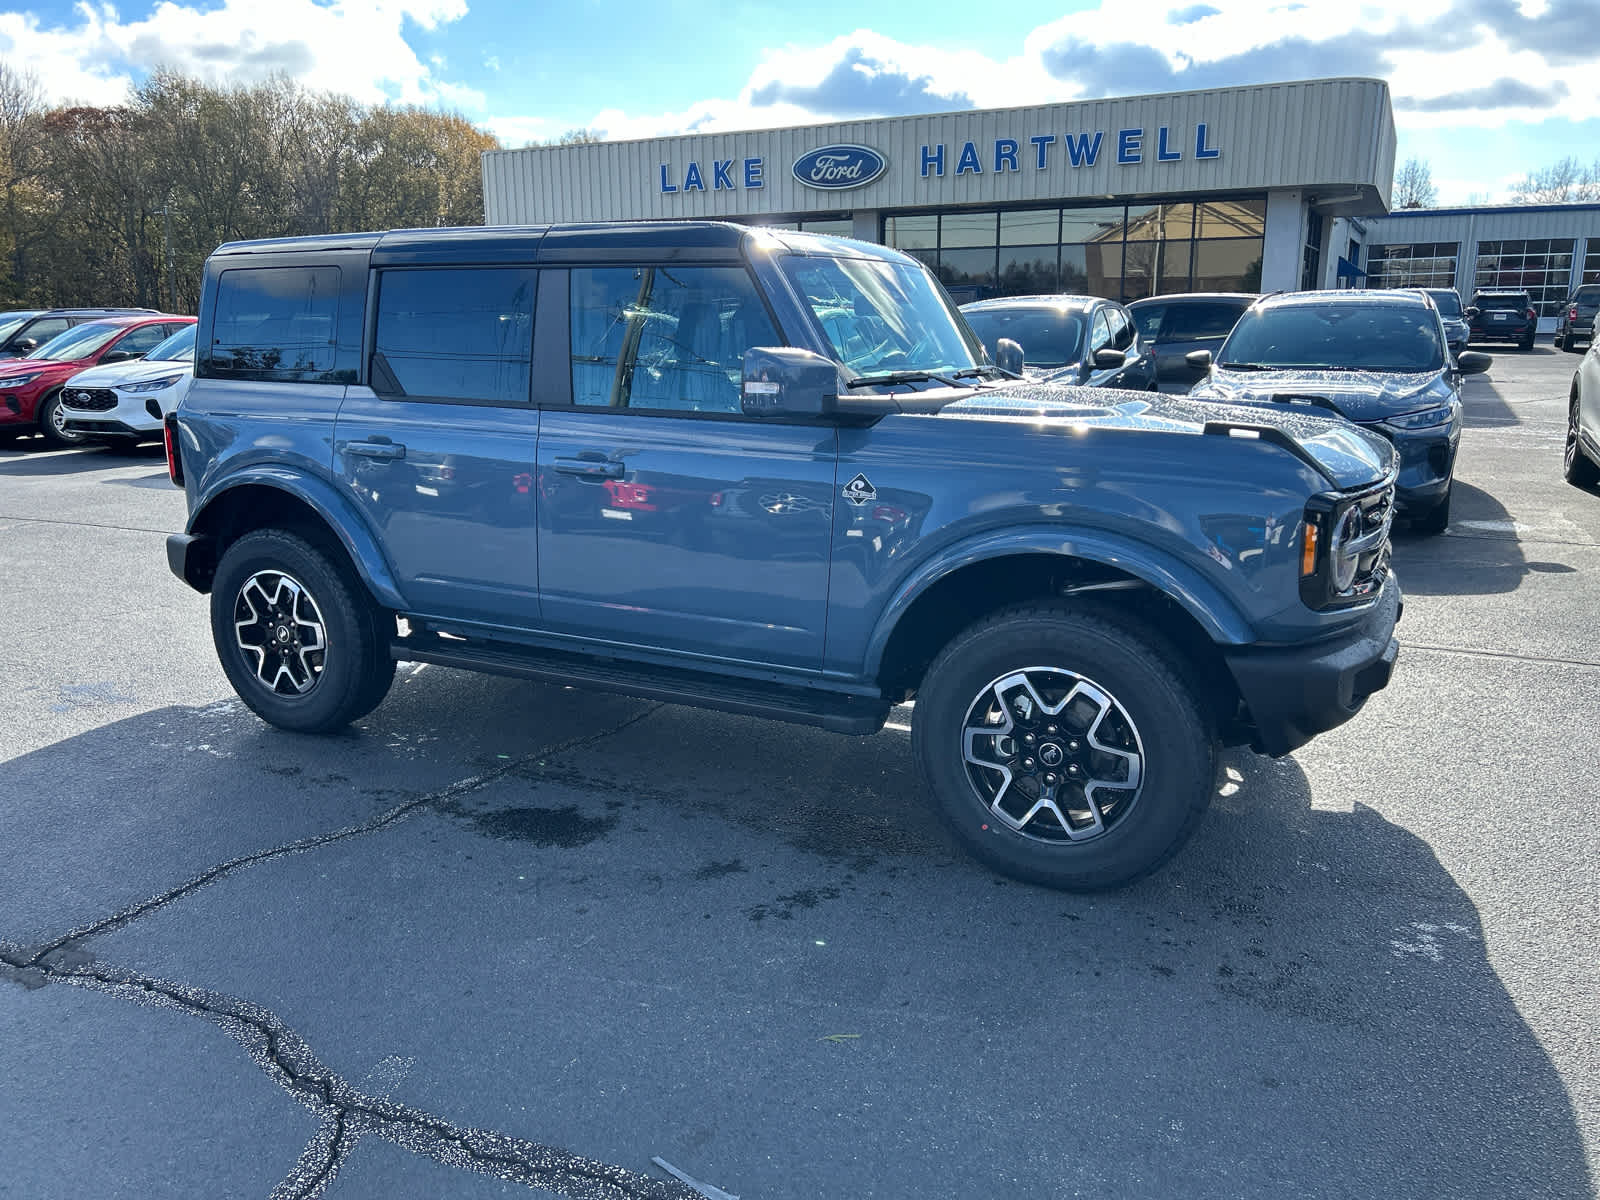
[1455,351,1492,376]
[994,338,1024,376]
[1185,349,1214,371]
[1093,348,1126,370]
[13,337,37,352]
[741,346,838,418]
[1465,307,1479,320]
[101,349,139,363]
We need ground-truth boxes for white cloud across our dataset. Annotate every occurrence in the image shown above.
[480,113,549,147]
[0,0,471,108]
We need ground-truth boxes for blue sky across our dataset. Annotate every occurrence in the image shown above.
[0,0,1595,204]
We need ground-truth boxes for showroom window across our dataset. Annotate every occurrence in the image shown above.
[881,196,1265,302]
[1580,241,1600,286]
[1474,238,1576,317]
[1366,242,1459,290]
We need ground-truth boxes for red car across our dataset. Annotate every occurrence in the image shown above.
[0,313,195,447]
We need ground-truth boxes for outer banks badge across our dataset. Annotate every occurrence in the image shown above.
[842,473,877,505]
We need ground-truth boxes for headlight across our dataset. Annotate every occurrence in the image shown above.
[122,374,183,393]
[0,371,42,387]
[1328,504,1362,593]
[1382,400,1458,431]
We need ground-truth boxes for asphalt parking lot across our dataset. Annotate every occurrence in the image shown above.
[3,348,1597,1199]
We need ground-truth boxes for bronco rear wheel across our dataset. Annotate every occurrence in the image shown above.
[210,529,395,732]
[912,602,1216,891]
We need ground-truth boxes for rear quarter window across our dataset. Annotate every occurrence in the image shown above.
[208,266,340,381]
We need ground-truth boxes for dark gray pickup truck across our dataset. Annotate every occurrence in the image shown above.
[165,222,1401,890]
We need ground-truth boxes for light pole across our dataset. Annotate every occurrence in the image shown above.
[146,195,177,312]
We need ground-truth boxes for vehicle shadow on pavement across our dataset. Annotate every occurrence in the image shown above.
[0,444,134,476]
[2,691,1589,1199]
[1459,360,1522,428]
[1391,479,1532,595]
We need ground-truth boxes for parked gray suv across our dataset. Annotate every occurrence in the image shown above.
[165,223,1402,891]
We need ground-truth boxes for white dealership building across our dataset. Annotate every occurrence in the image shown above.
[482,76,1599,326]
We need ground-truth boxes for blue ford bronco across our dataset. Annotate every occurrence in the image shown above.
[166,223,1400,890]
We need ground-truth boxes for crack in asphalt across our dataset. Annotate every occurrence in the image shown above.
[1405,641,1600,671]
[1,701,704,1199]
[10,704,666,968]
[0,954,694,1199]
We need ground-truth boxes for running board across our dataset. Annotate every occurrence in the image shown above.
[392,634,890,735]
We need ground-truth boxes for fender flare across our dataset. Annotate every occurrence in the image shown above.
[188,465,408,611]
[861,525,1258,678]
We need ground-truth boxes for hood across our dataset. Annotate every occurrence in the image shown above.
[938,382,1395,490]
[0,357,73,378]
[68,357,193,388]
[1190,367,1451,421]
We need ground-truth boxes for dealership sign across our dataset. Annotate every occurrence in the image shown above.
[657,122,1221,195]
[791,145,887,190]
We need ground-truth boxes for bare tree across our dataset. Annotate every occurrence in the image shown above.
[1393,157,1437,209]
[0,61,46,301]
[1509,156,1600,204]
[556,127,603,145]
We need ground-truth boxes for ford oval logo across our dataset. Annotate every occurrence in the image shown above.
[792,144,886,190]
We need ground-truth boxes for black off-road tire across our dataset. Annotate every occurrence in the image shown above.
[1565,397,1600,488]
[36,390,87,448]
[912,602,1217,891]
[211,529,396,732]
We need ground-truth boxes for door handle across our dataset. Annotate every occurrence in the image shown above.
[346,440,406,461]
[554,456,624,480]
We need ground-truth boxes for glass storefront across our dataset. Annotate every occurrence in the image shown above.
[1579,242,1600,287]
[1366,242,1459,291]
[1474,238,1576,317]
[883,197,1265,303]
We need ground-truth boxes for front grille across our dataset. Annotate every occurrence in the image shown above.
[1346,484,1394,600]
[63,387,116,412]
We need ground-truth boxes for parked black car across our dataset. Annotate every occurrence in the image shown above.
[1420,288,1470,359]
[1127,292,1255,385]
[960,295,1157,391]
[1555,284,1600,354]
[0,307,159,360]
[1468,290,1537,351]
[1186,290,1491,534]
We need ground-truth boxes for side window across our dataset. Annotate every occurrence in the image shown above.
[1089,308,1111,353]
[22,317,68,345]
[210,266,339,380]
[373,268,535,404]
[1130,304,1164,344]
[1109,306,1135,351]
[111,324,171,357]
[569,265,779,413]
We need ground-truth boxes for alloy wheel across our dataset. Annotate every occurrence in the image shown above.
[961,667,1145,843]
[233,570,328,695]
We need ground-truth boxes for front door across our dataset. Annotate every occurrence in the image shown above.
[536,264,836,672]
[334,265,540,627]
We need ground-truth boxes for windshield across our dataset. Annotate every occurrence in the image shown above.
[147,325,196,362]
[1219,303,1446,373]
[28,321,124,361]
[963,308,1086,369]
[1425,291,1463,317]
[779,255,982,381]
[0,315,35,344]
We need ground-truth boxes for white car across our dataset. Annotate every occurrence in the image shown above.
[59,324,195,443]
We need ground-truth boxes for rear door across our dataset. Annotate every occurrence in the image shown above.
[534,262,836,672]
[334,264,540,627]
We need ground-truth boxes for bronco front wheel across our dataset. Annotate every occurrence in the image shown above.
[912,603,1216,890]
